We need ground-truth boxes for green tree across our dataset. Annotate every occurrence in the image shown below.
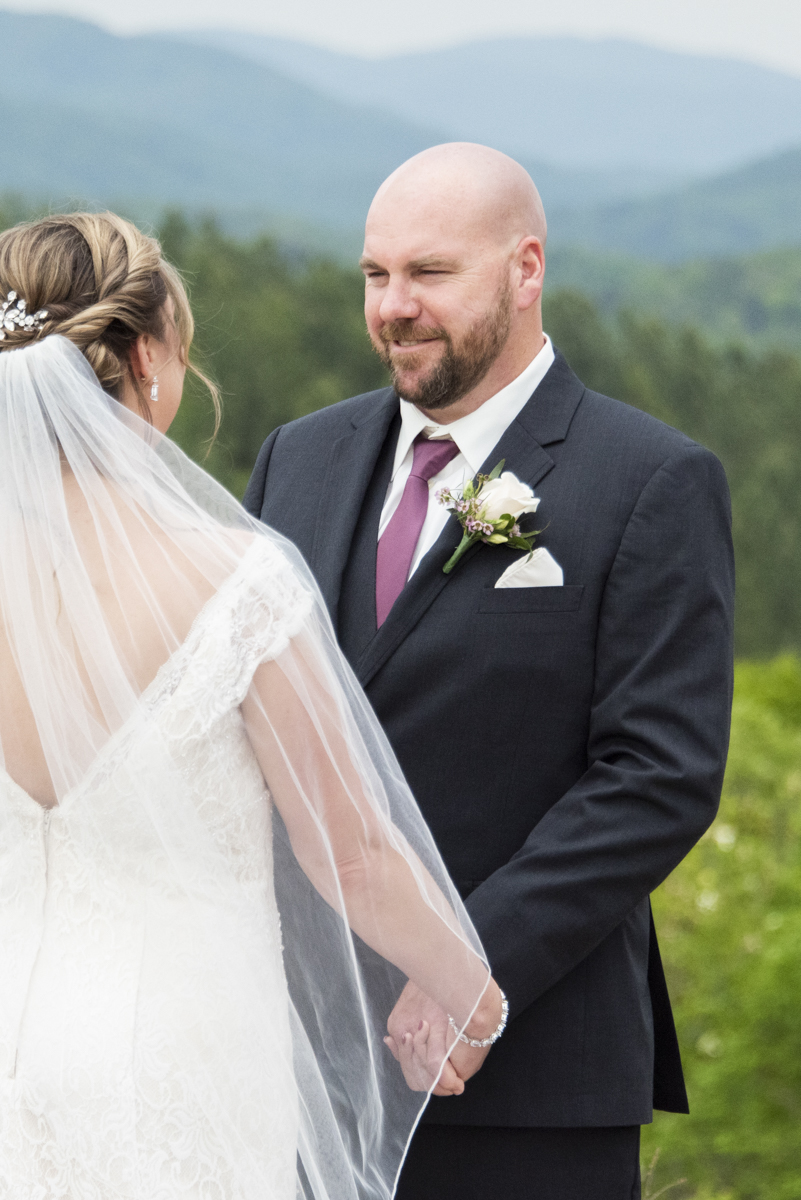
[164,216,386,496]
[642,657,801,1200]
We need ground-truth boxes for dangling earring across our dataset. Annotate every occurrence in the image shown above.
[150,375,159,403]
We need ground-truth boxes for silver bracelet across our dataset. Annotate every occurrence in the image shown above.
[448,989,509,1048]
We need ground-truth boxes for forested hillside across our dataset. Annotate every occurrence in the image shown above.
[548,245,801,352]
[552,146,801,261]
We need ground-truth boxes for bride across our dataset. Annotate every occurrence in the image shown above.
[0,212,504,1199]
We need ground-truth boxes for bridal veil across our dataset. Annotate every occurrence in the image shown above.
[0,334,489,1199]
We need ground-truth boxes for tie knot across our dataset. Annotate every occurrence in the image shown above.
[410,435,459,483]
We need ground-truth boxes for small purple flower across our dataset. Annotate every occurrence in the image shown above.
[482,522,494,536]
[511,524,521,537]
[456,499,470,513]
[466,518,482,534]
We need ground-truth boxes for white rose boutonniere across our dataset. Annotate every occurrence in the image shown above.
[437,459,541,575]
[476,473,541,523]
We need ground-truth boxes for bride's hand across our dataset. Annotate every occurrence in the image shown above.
[385,978,505,1096]
[385,983,465,1095]
[384,1020,466,1095]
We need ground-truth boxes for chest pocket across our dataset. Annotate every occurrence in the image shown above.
[478,584,584,614]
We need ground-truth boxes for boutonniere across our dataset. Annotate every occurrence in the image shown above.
[437,459,541,575]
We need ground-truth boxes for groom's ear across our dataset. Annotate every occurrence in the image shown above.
[515,237,545,310]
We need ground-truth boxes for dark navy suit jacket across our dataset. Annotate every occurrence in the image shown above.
[243,351,735,1128]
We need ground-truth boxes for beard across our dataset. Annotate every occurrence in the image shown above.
[373,282,514,411]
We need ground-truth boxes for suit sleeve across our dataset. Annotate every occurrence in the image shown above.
[242,427,282,519]
[466,443,735,1017]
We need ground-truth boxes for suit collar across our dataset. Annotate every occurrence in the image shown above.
[513,349,585,449]
[349,386,397,429]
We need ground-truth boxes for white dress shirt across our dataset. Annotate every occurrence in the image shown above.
[378,335,555,579]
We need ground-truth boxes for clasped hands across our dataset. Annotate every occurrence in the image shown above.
[384,977,505,1097]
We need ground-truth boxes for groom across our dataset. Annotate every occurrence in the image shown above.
[244,143,734,1199]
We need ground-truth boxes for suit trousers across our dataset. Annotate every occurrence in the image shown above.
[395,1124,642,1200]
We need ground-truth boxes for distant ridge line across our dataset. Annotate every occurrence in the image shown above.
[175,29,801,176]
[0,12,799,262]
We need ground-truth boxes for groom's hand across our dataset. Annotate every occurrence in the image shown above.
[385,980,499,1096]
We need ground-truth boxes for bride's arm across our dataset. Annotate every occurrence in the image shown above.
[240,631,502,1045]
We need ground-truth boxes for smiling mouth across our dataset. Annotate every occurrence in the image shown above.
[391,337,440,349]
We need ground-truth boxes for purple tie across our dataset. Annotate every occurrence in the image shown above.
[376,435,459,626]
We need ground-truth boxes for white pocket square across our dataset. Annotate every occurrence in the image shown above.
[494,547,563,589]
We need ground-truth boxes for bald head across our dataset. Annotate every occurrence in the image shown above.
[361,143,548,420]
[367,143,546,250]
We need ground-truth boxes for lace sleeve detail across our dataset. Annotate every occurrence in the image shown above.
[153,538,315,734]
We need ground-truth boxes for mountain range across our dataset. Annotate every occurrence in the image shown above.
[0,13,442,234]
[182,31,801,178]
[1,12,800,263]
[0,12,684,233]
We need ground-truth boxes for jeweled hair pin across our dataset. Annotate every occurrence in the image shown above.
[0,291,49,340]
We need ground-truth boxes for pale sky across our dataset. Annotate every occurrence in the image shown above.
[4,0,801,77]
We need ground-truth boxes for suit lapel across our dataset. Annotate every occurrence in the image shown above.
[310,388,398,621]
[354,352,586,688]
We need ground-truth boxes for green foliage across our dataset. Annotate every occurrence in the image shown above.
[548,244,801,353]
[160,214,387,497]
[0,194,37,231]
[642,656,801,1200]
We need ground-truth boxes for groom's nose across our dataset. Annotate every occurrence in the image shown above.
[377,277,423,324]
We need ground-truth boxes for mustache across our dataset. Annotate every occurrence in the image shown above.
[378,320,449,346]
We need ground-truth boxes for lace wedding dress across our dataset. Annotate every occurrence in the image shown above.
[0,542,307,1199]
[0,337,489,1200]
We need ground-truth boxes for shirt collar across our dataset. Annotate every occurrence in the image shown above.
[393,335,555,479]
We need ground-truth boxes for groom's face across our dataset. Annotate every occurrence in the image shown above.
[360,219,514,411]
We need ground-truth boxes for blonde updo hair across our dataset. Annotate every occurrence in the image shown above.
[0,211,219,428]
